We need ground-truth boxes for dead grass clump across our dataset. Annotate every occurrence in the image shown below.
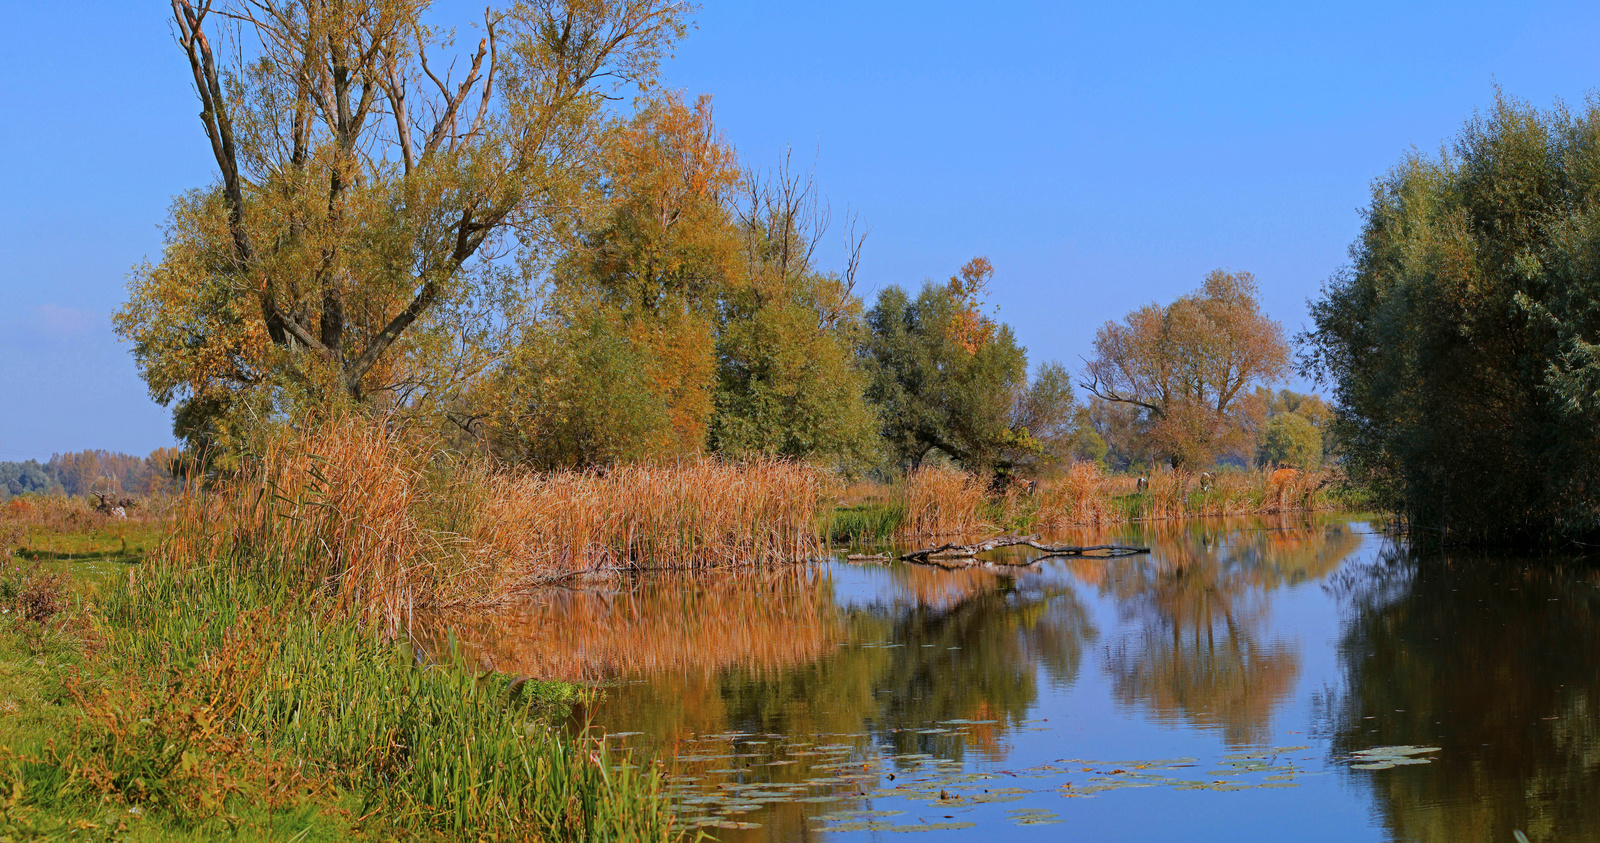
[1030,461,1113,530]
[896,466,991,539]
[57,610,321,826]
[0,497,109,536]
[1,563,69,625]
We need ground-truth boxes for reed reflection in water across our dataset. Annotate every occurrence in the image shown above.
[417,567,840,681]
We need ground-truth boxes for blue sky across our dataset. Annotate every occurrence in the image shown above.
[4,1,1600,461]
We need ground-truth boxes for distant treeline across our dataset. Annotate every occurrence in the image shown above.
[0,448,182,499]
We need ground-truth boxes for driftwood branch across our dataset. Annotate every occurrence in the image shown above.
[899,534,1149,567]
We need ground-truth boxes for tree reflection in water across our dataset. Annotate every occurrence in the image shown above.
[1083,517,1362,747]
[422,559,1098,759]
[421,561,1099,841]
[1329,547,1600,843]
[416,517,1412,841]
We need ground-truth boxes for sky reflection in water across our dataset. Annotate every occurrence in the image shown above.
[437,516,1600,842]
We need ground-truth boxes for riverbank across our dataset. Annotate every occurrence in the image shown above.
[0,501,681,840]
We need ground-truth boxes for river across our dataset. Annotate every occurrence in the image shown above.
[437,515,1600,842]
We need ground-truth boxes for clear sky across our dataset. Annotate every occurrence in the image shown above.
[4,1,1600,461]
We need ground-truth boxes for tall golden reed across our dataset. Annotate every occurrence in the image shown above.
[886,462,1337,539]
[469,458,834,578]
[894,466,992,539]
[156,417,835,630]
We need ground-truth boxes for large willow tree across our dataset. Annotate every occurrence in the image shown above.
[1082,270,1288,468]
[1303,94,1600,544]
[116,0,688,450]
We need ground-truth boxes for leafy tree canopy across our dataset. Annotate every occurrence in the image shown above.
[117,0,691,454]
[863,260,1079,478]
[1083,270,1289,468]
[1303,92,1600,544]
[480,95,877,470]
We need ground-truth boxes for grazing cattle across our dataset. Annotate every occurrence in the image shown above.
[92,493,137,517]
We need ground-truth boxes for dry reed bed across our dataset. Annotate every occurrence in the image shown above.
[889,463,1338,540]
[156,418,836,629]
[1,494,168,540]
[472,459,833,579]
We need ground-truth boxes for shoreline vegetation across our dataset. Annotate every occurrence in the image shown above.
[3,0,1591,838]
[0,435,691,840]
[178,417,1354,610]
[833,462,1350,546]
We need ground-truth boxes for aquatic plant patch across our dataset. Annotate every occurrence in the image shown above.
[597,723,1378,835]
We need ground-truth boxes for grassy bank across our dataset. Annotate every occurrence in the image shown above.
[0,433,691,840]
[0,563,679,840]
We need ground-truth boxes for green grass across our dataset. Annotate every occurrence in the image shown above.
[9,522,159,563]
[0,529,683,841]
[826,502,907,545]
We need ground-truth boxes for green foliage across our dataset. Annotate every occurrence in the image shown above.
[117,1,689,453]
[862,263,1068,477]
[0,462,59,499]
[1303,92,1600,543]
[488,310,676,469]
[101,570,669,840]
[0,564,677,841]
[1,449,187,500]
[825,503,907,544]
[1012,361,1098,472]
[710,269,878,471]
[489,98,880,472]
[1258,413,1322,469]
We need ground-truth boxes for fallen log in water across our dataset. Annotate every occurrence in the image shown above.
[900,534,1149,567]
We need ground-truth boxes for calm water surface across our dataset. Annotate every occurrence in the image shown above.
[441,516,1600,842]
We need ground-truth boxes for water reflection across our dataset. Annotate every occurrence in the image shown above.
[426,516,1599,841]
[1094,518,1361,746]
[1330,547,1600,843]
[423,567,840,680]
